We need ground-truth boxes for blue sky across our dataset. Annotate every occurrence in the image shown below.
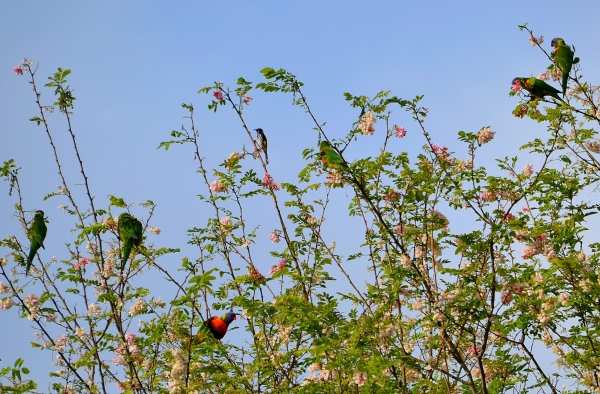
[1,0,599,388]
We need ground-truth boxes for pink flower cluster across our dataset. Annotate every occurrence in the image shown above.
[383,189,400,201]
[262,173,280,191]
[477,127,495,145]
[213,90,224,101]
[74,256,89,270]
[242,95,252,104]
[325,169,343,185]
[249,268,265,283]
[538,71,550,81]
[113,333,140,365]
[359,111,376,135]
[210,179,227,193]
[394,125,407,138]
[269,259,287,275]
[270,231,280,243]
[13,58,33,75]
[511,79,522,93]
[431,144,452,162]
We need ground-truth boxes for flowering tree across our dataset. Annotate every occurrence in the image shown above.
[2,26,600,393]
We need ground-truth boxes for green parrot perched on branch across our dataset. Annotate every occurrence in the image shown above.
[551,37,577,97]
[319,141,347,170]
[26,210,47,276]
[512,77,564,102]
[118,212,143,271]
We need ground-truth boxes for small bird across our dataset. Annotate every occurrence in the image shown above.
[26,210,47,276]
[255,128,268,164]
[512,77,564,102]
[551,38,574,97]
[118,212,143,271]
[319,141,346,170]
[193,312,237,344]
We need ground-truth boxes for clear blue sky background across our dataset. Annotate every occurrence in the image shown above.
[1,1,599,388]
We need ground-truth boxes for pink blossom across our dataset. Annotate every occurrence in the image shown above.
[477,127,495,145]
[431,144,447,154]
[503,212,515,221]
[270,231,280,243]
[325,169,343,185]
[536,233,547,242]
[501,288,513,305]
[466,344,481,358]
[209,179,227,193]
[353,371,366,386]
[359,111,376,135]
[422,107,428,113]
[538,71,550,81]
[262,173,280,191]
[13,66,23,75]
[454,239,462,246]
[521,244,540,259]
[521,207,529,213]
[213,90,224,101]
[269,259,287,275]
[126,333,136,346]
[514,104,528,118]
[523,164,534,176]
[481,191,495,202]
[394,125,407,138]
[117,382,125,391]
[383,189,400,201]
[243,95,252,103]
[249,268,265,283]
[74,256,89,270]
[511,79,522,92]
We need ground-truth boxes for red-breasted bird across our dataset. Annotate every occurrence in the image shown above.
[551,37,575,97]
[26,210,47,276]
[118,212,143,271]
[512,77,564,102]
[193,312,237,344]
[255,128,268,165]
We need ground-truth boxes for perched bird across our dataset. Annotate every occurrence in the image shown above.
[118,213,143,271]
[193,312,237,344]
[512,77,564,102]
[319,141,346,170]
[26,210,47,276]
[255,128,268,164]
[551,38,574,97]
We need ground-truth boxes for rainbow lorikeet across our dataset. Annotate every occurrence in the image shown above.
[319,141,346,170]
[255,128,269,165]
[193,312,237,344]
[26,210,47,276]
[118,213,143,271]
[551,38,574,97]
[512,77,564,102]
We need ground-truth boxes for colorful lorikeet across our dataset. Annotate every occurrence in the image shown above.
[551,38,574,97]
[512,77,564,102]
[193,312,237,344]
[319,141,346,169]
[118,212,143,271]
[26,210,47,276]
[255,128,269,165]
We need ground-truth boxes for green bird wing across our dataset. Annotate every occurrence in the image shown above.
[555,44,573,95]
[30,215,47,250]
[119,214,142,241]
[319,141,345,168]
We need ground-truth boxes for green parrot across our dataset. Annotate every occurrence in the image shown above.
[118,212,143,271]
[551,38,574,97]
[319,141,346,170]
[26,210,47,276]
[512,77,564,102]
